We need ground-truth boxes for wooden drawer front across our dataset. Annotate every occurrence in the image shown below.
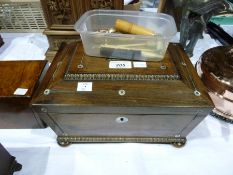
[45,113,200,137]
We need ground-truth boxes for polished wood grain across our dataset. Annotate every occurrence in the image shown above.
[66,44,178,75]
[0,60,48,128]
[32,42,213,114]
[157,0,167,13]
[33,43,74,99]
[168,44,212,102]
[32,42,214,142]
[0,61,48,99]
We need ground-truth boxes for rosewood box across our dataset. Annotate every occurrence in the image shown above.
[32,42,213,147]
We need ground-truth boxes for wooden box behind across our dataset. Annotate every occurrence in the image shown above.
[41,0,124,30]
[32,42,213,147]
[41,0,124,62]
[0,61,49,128]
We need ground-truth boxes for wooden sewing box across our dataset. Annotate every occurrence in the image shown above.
[31,42,213,147]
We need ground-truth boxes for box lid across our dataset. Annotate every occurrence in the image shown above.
[32,42,213,114]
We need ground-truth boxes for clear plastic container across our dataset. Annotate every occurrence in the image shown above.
[75,10,177,61]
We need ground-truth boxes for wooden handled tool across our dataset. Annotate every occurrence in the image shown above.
[115,19,155,36]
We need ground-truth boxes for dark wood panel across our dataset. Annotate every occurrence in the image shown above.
[41,0,124,30]
[49,113,195,136]
[41,0,77,30]
[0,104,45,129]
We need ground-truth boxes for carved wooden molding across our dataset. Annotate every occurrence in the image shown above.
[41,0,124,29]
[47,0,73,25]
[90,0,114,9]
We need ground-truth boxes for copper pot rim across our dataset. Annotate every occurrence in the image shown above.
[208,91,233,118]
[196,46,233,120]
[196,60,233,97]
[213,108,233,119]
[208,90,233,104]
[199,45,233,90]
[199,60,233,89]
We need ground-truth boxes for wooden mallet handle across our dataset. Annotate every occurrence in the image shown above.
[115,19,155,36]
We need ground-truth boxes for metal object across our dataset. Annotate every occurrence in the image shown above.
[77,64,84,69]
[116,117,128,123]
[98,28,116,33]
[41,107,47,113]
[179,0,230,57]
[194,90,201,96]
[196,45,233,122]
[210,110,233,124]
[207,21,233,46]
[160,64,167,70]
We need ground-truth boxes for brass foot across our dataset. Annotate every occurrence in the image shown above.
[57,137,70,147]
[172,141,186,148]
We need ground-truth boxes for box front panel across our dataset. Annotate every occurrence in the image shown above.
[40,113,201,137]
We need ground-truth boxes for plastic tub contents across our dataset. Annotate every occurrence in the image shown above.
[75,10,177,61]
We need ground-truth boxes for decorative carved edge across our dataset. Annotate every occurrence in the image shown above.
[90,0,114,9]
[57,135,187,147]
[47,0,73,24]
[64,73,180,81]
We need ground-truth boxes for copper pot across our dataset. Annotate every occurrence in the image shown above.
[196,46,233,122]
